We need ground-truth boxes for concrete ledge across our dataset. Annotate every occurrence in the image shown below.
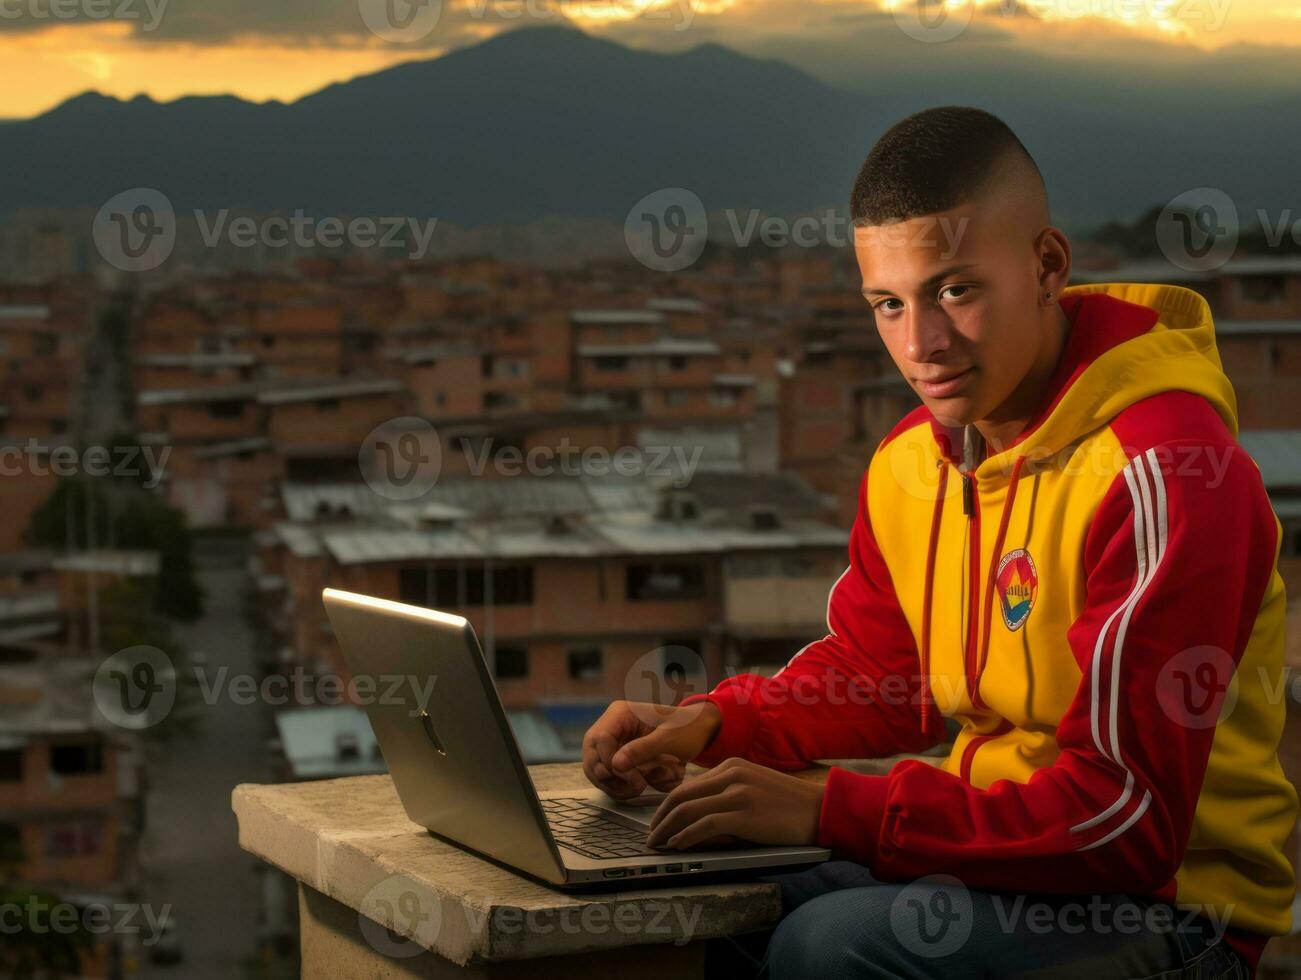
[233,764,780,965]
[233,759,930,970]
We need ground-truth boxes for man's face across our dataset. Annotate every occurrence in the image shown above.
[853,200,1045,429]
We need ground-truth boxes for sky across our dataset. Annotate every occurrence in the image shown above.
[1,0,1298,119]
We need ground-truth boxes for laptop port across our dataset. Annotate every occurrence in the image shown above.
[663,863,682,873]
[603,869,629,878]
[640,866,656,875]
[687,862,703,871]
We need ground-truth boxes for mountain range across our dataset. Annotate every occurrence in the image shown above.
[1,25,1298,233]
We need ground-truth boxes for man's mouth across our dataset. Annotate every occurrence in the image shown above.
[915,366,974,398]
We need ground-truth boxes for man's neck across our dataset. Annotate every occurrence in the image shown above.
[972,304,1074,456]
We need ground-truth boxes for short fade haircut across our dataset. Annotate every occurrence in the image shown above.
[850,106,1045,227]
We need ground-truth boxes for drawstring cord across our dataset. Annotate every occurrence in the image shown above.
[918,463,948,736]
[919,452,1027,724]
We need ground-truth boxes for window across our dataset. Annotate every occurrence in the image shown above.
[1240,275,1285,303]
[664,390,690,408]
[0,749,22,782]
[315,398,339,412]
[493,645,528,679]
[413,566,535,607]
[34,334,57,357]
[626,562,706,601]
[46,822,101,858]
[781,556,816,577]
[399,567,430,605]
[567,647,603,681]
[0,822,19,863]
[658,639,705,691]
[668,356,688,371]
[594,356,629,371]
[208,400,244,419]
[49,741,103,776]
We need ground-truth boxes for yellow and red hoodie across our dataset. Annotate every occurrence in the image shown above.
[683,282,1296,972]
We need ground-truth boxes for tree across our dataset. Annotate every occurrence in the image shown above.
[24,474,205,621]
[0,824,93,979]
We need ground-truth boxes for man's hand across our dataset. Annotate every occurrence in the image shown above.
[645,757,824,850]
[581,699,722,800]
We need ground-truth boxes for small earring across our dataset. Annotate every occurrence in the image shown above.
[1044,291,1053,301]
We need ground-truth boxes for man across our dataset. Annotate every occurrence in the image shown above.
[581,106,1296,978]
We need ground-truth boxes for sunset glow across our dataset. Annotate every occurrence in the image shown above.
[0,0,1295,120]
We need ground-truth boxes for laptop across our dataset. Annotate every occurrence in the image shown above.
[321,588,831,888]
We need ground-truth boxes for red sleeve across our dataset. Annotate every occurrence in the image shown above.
[816,441,1279,894]
[681,463,946,770]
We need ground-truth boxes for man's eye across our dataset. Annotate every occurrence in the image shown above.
[874,299,903,313]
[941,285,970,301]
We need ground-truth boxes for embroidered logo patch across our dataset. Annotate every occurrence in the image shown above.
[995,548,1037,631]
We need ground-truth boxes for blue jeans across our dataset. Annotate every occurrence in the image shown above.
[707,861,1248,979]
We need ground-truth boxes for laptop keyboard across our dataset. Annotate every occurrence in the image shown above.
[541,797,663,860]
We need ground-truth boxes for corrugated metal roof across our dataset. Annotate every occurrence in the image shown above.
[257,379,402,405]
[52,551,160,575]
[274,522,325,557]
[0,591,58,622]
[577,338,720,357]
[322,527,483,564]
[646,298,706,314]
[137,353,256,368]
[275,707,386,779]
[193,436,270,459]
[1071,256,1301,285]
[0,305,50,321]
[571,310,665,325]
[1216,321,1301,336]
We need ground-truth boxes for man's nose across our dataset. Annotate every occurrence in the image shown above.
[903,307,954,363]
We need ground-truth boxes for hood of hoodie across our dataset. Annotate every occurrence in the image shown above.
[938,282,1238,484]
